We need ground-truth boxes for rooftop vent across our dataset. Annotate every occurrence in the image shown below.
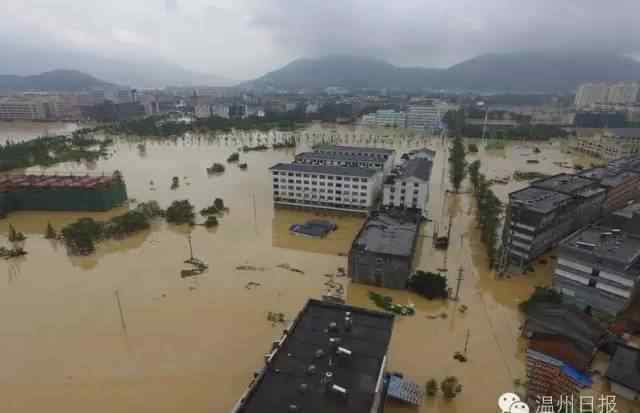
[307,364,317,375]
[299,383,309,394]
[330,384,349,399]
[315,349,325,359]
[336,346,353,358]
[328,322,338,332]
[576,241,597,250]
[289,404,300,412]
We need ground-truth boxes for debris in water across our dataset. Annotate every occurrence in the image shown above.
[236,265,266,271]
[458,304,468,314]
[170,176,179,190]
[368,291,415,316]
[267,311,286,324]
[453,352,468,362]
[0,246,26,259]
[181,257,208,278]
[276,263,305,274]
[245,281,261,290]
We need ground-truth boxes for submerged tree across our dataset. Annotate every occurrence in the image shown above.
[426,379,438,397]
[448,136,467,193]
[213,198,225,210]
[468,160,481,194]
[408,271,448,299]
[165,200,196,225]
[45,222,57,239]
[441,376,462,399]
[8,224,25,243]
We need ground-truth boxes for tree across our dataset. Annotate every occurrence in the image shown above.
[408,271,448,299]
[8,224,25,242]
[471,172,503,268]
[165,200,195,225]
[449,136,467,193]
[426,379,438,397]
[441,376,462,399]
[45,222,57,239]
[468,160,481,194]
[214,198,225,210]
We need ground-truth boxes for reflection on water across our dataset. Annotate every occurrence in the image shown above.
[1,122,636,413]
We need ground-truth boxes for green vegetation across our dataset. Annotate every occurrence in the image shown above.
[171,176,180,190]
[0,132,112,172]
[106,114,306,138]
[408,271,448,299]
[204,216,219,228]
[8,224,26,242]
[449,136,467,193]
[469,160,503,268]
[61,201,164,254]
[426,379,438,397]
[513,171,551,181]
[272,136,297,149]
[165,200,195,225]
[227,152,240,162]
[467,143,479,153]
[44,222,57,239]
[519,286,562,313]
[214,198,225,210]
[207,163,225,174]
[440,376,462,399]
[368,291,416,316]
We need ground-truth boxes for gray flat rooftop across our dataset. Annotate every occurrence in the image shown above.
[234,299,394,413]
[606,344,640,392]
[613,203,640,219]
[387,159,433,184]
[295,151,386,163]
[531,173,598,195]
[314,144,395,155]
[561,225,640,267]
[270,163,378,178]
[609,156,640,173]
[352,213,419,257]
[579,167,639,188]
[604,128,640,138]
[509,187,572,214]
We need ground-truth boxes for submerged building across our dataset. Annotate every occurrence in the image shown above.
[382,158,432,216]
[0,173,128,214]
[502,174,606,268]
[348,211,421,289]
[230,299,395,413]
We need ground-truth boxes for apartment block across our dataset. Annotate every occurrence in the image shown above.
[270,163,382,213]
[575,129,640,160]
[406,104,442,132]
[575,83,611,108]
[382,158,432,215]
[502,174,606,267]
[294,151,394,175]
[552,223,640,316]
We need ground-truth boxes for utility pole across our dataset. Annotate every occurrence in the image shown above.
[454,266,464,301]
[463,329,470,356]
[187,232,194,261]
[114,289,127,332]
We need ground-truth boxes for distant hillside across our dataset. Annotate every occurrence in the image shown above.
[243,52,640,93]
[0,70,115,91]
[1,40,232,88]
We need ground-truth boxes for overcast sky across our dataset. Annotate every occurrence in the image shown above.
[3,0,640,80]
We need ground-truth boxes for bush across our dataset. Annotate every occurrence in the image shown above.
[441,376,462,399]
[165,200,195,225]
[467,143,479,153]
[214,198,225,210]
[408,271,448,299]
[227,152,239,162]
[426,379,438,397]
[204,215,219,228]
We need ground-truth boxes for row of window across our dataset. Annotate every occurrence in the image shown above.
[275,194,368,204]
[389,194,419,206]
[299,159,383,168]
[273,178,367,189]
[316,151,388,160]
[389,188,420,194]
[274,186,367,197]
[272,171,368,182]
[274,197,369,209]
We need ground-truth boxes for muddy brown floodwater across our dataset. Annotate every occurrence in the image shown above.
[0,122,637,413]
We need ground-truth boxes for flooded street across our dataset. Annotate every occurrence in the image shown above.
[0,122,635,413]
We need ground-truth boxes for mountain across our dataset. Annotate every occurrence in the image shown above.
[0,70,115,92]
[1,41,232,88]
[243,52,640,93]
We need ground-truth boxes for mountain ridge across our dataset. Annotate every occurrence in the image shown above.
[0,69,115,92]
[243,52,640,93]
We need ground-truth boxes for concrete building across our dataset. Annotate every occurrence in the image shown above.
[502,174,606,268]
[608,82,640,105]
[575,129,640,160]
[348,211,421,289]
[230,299,395,413]
[0,97,50,120]
[376,110,406,128]
[579,165,640,212]
[406,104,442,132]
[313,145,396,165]
[382,159,432,215]
[294,151,394,175]
[552,223,640,316]
[270,163,383,214]
[606,344,640,400]
[575,83,610,108]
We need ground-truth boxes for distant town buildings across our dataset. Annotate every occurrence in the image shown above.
[575,82,640,108]
[575,128,640,160]
[0,96,62,120]
[230,299,395,413]
[348,211,421,289]
[406,104,441,131]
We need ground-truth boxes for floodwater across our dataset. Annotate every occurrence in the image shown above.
[0,122,636,413]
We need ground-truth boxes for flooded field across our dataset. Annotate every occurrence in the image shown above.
[0,122,636,413]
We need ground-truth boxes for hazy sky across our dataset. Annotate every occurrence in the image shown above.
[3,0,640,80]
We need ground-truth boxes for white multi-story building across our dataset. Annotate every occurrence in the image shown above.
[406,104,442,131]
[375,110,406,128]
[270,163,383,213]
[575,83,610,108]
[608,82,640,105]
[313,145,395,164]
[575,129,640,160]
[294,150,395,175]
[0,97,53,120]
[382,158,432,215]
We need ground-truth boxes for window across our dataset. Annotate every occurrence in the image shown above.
[336,176,342,181]
[414,182,419,187]
[361,178,368,183]
[295,173,301,177]
[320,181,325,186]
[328,189,334,194]
[413,190,419,195]
[328,176,334,180]
[360,199,367,204]
[328,182,334,187]
[360,192,366,196]
[361,185,367,190]
[288,179,294,183]
[336,183,342,188]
